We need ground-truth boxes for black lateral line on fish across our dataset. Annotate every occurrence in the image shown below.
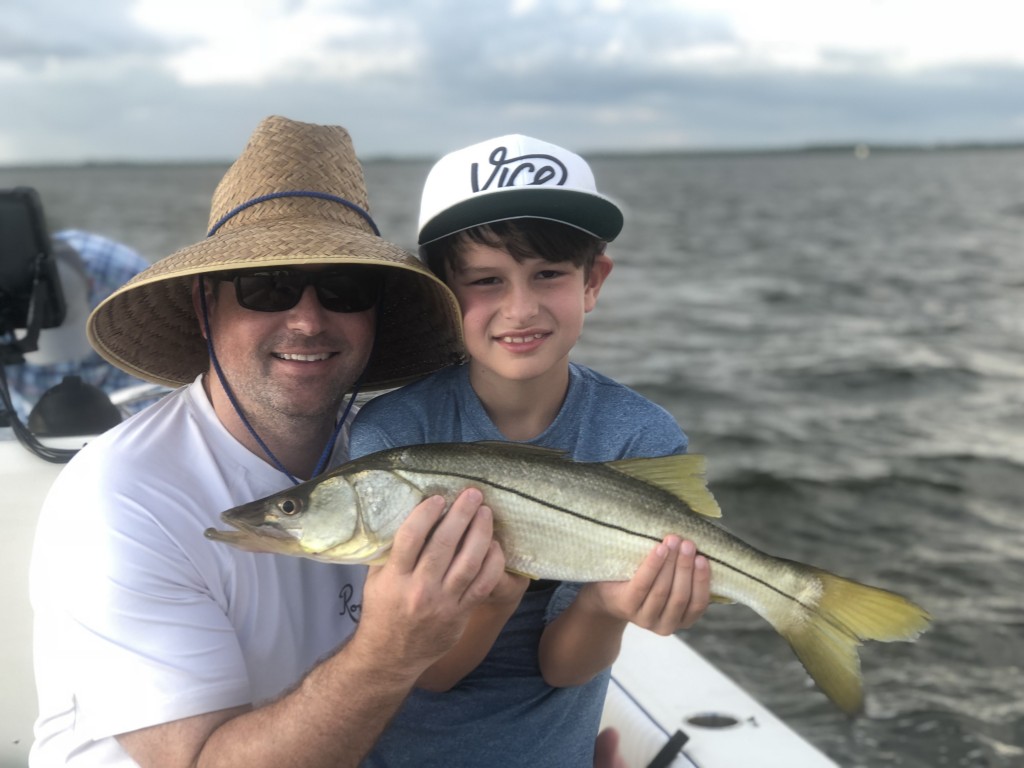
[412,468,667,543]
[411,468,827,620]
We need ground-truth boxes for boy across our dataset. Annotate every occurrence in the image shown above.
[349,134,710,767]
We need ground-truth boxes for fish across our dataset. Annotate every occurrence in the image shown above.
[205,440,931,714]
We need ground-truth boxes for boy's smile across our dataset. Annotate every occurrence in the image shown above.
[495,331,549,353]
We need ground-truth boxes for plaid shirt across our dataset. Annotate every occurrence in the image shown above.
[4,229,153,421]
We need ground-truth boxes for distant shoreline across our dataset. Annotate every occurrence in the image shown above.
[3,140,1023,171]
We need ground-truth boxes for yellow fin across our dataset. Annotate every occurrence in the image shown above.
[607,454,722,518]
[506,566,539,580]
[778,568,932,715]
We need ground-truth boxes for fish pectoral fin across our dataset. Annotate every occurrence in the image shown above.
[505,569,544,581]
[607,454,723,518]
[709,593,736,605]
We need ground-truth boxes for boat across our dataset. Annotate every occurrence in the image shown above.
[0,421,838,768]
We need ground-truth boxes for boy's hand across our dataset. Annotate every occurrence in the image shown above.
[580,536,711,635]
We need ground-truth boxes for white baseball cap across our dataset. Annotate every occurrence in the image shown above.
[417,134,624,245]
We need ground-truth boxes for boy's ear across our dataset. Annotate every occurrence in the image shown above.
[584,254,613,313]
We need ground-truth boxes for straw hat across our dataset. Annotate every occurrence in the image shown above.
[88,115,465,391]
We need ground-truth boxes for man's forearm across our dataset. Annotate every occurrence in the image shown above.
[120,632,420,768]
[203,631,420,768]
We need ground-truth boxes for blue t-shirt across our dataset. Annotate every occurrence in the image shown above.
[350,362,688,768]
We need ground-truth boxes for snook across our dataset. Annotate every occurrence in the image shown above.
[206,441,931,714]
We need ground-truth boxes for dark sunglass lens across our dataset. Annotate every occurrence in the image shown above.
[228,268,382,312]
[315,271,382,313]
[235,271,304,312]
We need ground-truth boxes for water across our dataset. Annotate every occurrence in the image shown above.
[4,148,1024,767]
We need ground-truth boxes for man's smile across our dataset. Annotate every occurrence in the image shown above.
[272,352,335,362]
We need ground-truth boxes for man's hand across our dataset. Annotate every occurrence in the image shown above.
[357,488,507,675]
[413,558,529,692]
[486,568,530,606]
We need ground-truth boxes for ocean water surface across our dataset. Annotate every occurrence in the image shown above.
[3,146,1023,767]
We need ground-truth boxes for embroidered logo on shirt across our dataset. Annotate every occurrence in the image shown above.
[339,582,361,623]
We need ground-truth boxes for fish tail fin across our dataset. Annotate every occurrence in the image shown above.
[779,568,932,715]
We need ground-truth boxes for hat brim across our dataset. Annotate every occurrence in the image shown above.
[88,217,465,391]
[418,187,623,245]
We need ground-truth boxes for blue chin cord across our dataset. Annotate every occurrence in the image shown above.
[198,276,362,485]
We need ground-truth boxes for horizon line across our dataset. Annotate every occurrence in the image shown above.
[3,139,1024,170]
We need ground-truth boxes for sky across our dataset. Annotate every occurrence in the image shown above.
[1,0,1023,165]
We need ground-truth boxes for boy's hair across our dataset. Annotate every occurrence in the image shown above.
[422,218,606,280]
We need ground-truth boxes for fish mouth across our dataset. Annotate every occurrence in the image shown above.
[205,520,296,541]
[203,525,304,556]
[206,511,389,563]
[204,527,251,544]
[205,504,301,548]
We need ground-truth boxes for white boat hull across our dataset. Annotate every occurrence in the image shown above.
[602,624,837,767]
[2,435,84,767]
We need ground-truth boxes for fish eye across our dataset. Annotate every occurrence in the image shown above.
[278,498,302,516]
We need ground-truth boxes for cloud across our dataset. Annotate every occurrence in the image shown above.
[131,0,419,85]
[1,0,179,61]
[0,0,1022,164]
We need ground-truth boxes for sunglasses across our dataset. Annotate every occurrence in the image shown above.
[215,266,384,313]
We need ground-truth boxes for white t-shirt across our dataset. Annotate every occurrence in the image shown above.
[29,377,365,765]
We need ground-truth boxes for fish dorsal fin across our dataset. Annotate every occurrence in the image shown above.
[607,454,722,518]
[473,440,567,457]
[471,441,721,518]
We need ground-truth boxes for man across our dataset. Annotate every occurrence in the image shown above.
[4,228,153,422]
[29,116,503,767]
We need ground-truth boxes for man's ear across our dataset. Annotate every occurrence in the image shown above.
[584,253,613,313]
